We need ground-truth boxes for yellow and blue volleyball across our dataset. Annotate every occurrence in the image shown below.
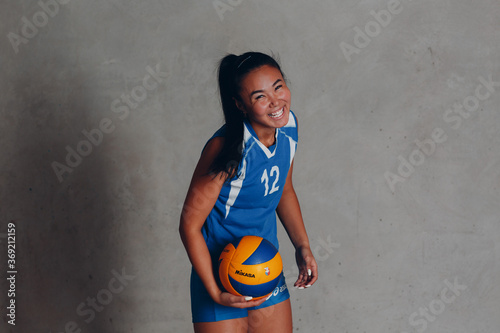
[218,235,283,299]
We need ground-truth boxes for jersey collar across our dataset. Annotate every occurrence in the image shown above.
[243,120,278,158]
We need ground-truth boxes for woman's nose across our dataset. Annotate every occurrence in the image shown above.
[269,93,279,107]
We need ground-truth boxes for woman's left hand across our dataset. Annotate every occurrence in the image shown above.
[294,246,318,289]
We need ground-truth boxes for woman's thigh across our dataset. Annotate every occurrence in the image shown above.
[248,298,293,333]
[194,317,249,333]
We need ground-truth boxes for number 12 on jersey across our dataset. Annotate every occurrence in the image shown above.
[261,166,280,197]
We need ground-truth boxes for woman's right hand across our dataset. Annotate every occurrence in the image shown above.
[213,290,268,309]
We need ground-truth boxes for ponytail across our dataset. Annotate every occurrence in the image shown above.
[210,52,285,179]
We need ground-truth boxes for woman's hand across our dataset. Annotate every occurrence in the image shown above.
[294,246,318,289]
[212,290,268,309]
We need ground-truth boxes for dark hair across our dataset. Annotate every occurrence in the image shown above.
[210,52,285,179]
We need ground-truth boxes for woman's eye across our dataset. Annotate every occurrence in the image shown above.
[256,94,264,100]
[275,85,283,90]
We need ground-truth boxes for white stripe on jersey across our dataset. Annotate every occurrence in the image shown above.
[288,136,296,167]
[225,158,247,218]
[243,122,252,143]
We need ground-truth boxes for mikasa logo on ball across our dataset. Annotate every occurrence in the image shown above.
[235,270,255,278]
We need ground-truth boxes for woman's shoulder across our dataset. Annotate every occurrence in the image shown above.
[202,134,224,156]
[211,124,227,139]
[201,125,226,154]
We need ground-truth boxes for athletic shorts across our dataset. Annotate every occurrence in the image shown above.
[190,267,290,323]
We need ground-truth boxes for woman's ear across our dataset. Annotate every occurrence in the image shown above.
[233,97,246,115]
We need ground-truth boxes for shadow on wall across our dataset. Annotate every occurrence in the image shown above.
[1,44,134,333]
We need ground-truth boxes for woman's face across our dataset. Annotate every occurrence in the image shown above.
[236,65,291,139]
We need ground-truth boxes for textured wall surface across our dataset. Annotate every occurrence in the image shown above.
[1,0,499,332]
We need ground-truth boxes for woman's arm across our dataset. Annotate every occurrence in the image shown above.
[276,161,318,288]
[179,137,266,307]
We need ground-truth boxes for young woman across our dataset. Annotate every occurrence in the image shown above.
[179,52,318,333]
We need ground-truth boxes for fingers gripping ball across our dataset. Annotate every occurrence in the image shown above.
[218,236,283,299]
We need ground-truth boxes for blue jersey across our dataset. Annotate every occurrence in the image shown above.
[202,111,298,259]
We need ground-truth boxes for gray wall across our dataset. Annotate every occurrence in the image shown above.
[1,0,499,332]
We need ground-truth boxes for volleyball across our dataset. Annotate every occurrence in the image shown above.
[218,235,283,299]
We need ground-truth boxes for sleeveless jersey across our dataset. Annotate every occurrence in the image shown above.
[202,111,298,258]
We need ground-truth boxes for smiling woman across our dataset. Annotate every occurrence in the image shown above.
[179,52,318,333]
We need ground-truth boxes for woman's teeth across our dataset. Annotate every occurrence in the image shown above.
[269,107,284,118]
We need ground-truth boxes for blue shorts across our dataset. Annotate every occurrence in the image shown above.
[190,268,290,323]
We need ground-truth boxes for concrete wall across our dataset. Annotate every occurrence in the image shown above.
[1,0,499,332]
